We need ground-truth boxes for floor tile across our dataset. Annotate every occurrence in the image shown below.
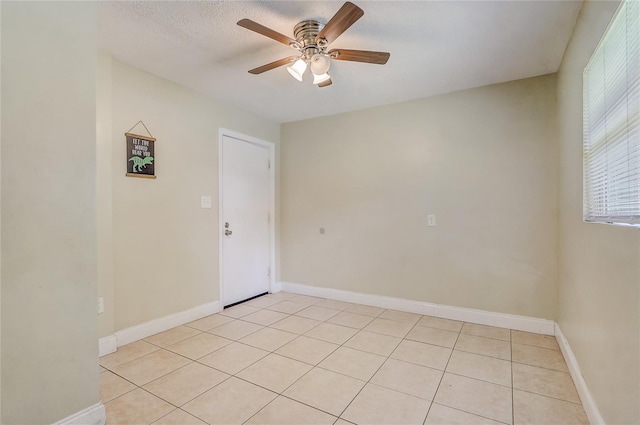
[512,362,580,403]
[198,342,269,375]
[239,327,298,352]
[283,367,365,417]
[112,349,192,386]
[341,383,431,425]
[98,294,586,425]
[446,350,511,387]
[152,409,208,425]
[318,346,386,381]
[295,305,340,321]
[391,339,452,370]
[219,304,261,318]
[185,314,233,332]
[379,309,421,323]
[425,403,505,425]
[275,335,339,365]
[269,315,321,334]
[343,330,401,356]
[267,300,308,314]
[246,396,337,424]
[143,362,229,406]
[363,317,414,337]
[371,358,442,400]
[328,311,375,329]
[406,325,459,348]
[512,343,568,372]
[345,304,384,317]
[207,319,263,340]
[183,377,277,424]
[434,373,512,424]
[513,389,588,424]
[105,388,175,425]
[241,309,289,326]
[165,333,232,360]
[144,326,201,348]
[100,340,159,370]
[237,353,312,393]
[244,295,282,309]
[100,370,136,403]
[455,333,511,360]
[314,299,353,311]
[511,330,559,350]
[461,323,511,341]
[418,316,464,333]
[304,322,359,345]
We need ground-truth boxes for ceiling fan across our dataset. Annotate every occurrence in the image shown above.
[237,2,390,87]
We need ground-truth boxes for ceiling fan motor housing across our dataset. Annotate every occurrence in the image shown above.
[293,20,326,59]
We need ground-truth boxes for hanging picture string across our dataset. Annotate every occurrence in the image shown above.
[126,120,154,139]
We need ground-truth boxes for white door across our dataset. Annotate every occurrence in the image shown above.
[220,134,271,307]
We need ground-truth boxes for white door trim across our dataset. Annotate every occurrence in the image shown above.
[218,128,276,307]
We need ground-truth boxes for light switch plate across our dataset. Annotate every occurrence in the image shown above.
[201,196,212,209]
[427,214,437,227]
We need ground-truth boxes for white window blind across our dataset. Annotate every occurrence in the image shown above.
[583,0,640,226]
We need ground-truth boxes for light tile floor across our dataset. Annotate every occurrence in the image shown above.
[100,292,589,425]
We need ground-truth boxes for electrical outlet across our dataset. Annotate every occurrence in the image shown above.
[201,195,212,209]
[427,214,437,227]
[98,297,104,314]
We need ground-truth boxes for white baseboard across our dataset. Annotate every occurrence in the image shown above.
[99,301,221,354]
[279,281,555,335]
[52,403,105,425]
[555,323,604,425]
[271,281,282,293]
[98,335,117,357]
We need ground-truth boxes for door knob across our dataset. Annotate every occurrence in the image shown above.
[225,229,232,236]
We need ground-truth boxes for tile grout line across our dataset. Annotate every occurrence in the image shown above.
[198,296,316,425]
[236,296,361,423]
[334,314,430,422]
[424,321,463,423]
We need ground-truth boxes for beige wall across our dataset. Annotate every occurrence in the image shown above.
[557,1,640,423]
[1,2,99,424]
[98,56,280,333]
[281,75,558,319]
[1,3,3,420]
[97,51,115,338]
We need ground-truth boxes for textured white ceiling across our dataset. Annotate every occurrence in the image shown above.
[98,1,582,123]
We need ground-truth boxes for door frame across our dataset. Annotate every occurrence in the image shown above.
[218,128,276,307]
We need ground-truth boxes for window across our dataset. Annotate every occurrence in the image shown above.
[583,0,640,226]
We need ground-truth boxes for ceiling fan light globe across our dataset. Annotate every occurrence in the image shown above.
[313,72,331,85]
[310,54,331,75]
[287,59,307,81]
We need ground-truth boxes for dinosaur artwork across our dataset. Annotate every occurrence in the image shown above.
[125,131,156,178]
[128,156,154,172]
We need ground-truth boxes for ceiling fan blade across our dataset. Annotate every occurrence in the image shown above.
[328,49,390,65]
[248,56,298,74]
[316,2,364,44]
[318,78,333,88]
[238,19,297,47]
